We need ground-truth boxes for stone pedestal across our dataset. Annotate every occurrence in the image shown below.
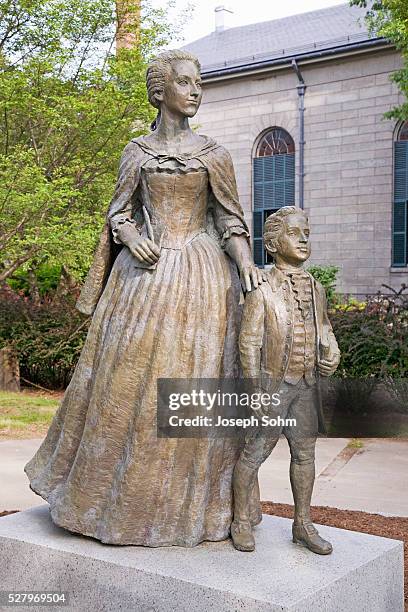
[0,506,403,611]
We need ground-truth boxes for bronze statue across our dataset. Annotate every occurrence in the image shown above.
[25,50,263,546]
[232,206,340,553]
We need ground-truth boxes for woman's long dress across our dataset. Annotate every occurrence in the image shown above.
[25,137,252,546]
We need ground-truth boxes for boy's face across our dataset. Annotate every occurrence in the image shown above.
[267,213,311,265]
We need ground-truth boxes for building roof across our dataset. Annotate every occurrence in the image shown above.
[183,3,384,76]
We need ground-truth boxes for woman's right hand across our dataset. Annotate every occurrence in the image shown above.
[113,220,160,265]
[128,235,160,266]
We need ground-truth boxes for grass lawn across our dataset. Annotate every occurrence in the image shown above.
[0,390,61,439]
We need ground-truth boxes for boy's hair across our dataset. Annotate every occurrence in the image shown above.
[264,206,308,250]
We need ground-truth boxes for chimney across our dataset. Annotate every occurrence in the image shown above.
[214,5,233,32]
[116,0,141,51]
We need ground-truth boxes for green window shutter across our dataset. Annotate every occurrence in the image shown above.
[253,155,295,210]
[253,153,295,267]
[393,142,408,266]
[274,156,285,207]
[284,154,295,205]
[253,158,264,210]
[395,143,408,200]
[253,211,264,266]
[392,201,407,266]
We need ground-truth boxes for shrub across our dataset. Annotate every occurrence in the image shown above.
[330,285,408,379]
[1,282,406,390]
[308,265,339,307]
[0,285,89,389]
[7,264,62,297]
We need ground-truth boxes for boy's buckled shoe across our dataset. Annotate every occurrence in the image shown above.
[292,521,333,555]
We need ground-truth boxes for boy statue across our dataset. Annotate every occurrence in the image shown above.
[232,206,340,553]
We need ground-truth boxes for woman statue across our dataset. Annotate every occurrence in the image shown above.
[25,50,263,546]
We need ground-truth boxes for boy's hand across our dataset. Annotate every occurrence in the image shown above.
[318,352,340,377]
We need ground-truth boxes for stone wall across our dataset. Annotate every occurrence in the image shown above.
[193,48,408,295]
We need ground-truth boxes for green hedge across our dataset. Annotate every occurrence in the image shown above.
[0,285,89,389]
[330,286,408,379]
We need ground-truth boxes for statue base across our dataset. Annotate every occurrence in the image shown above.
[0,506,403,611]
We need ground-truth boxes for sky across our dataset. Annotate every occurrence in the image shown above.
[152,0,349,44]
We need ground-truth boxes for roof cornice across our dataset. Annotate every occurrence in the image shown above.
[201,38,393,83]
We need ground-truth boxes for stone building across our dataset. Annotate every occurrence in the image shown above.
[184,3,408,295]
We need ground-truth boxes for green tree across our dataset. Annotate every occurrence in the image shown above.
[350,0,408,120]
[0,0,182,285]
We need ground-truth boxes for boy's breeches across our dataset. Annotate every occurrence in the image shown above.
[239,379,318,470]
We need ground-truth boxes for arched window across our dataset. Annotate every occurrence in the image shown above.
[398,121,408,141]
[257,128,296,157]
[253,127,295,267]
[393,121,408,266]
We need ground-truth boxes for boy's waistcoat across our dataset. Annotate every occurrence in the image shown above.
[239,266,339,391]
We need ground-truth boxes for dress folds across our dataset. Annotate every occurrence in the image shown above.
[25,136,254,546]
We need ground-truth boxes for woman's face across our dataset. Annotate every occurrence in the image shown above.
[160,60,202,118]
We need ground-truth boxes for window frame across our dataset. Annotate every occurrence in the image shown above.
[252,127,296,267]
[393,122,408,267]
